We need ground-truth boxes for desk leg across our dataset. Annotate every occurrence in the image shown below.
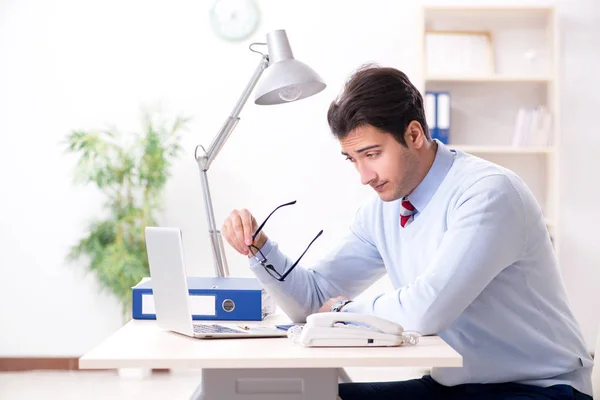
[191,368,339,400]
[337,368,353,383]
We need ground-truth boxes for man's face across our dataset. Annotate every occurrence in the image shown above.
[340,125,419,202]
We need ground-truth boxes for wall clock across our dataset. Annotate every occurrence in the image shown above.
[210,0,261,42]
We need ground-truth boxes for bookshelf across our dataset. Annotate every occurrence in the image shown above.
[452,145,554,154]
[426,75,552,83]
[419,5,560,254]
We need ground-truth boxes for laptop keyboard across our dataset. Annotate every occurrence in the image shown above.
[193,324,244,334]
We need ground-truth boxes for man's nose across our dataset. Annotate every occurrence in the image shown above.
[359,165,377,186]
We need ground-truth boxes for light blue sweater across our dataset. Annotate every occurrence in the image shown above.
[248,140,593,395]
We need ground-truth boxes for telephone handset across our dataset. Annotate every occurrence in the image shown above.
[292,312,420,347]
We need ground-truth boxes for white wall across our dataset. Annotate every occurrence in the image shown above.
[0,0,598,357]
[553,0,600,352]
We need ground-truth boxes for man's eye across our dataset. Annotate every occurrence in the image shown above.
[366,153,378,158]
[345,156,354,162]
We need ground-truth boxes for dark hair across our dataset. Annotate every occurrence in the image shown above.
[327,64,430,146]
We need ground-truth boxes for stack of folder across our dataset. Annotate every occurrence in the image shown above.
[425,91,451,144]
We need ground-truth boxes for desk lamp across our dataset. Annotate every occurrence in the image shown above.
[195,29,326,278]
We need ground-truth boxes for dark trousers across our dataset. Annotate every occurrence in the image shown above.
[338,375,592,400]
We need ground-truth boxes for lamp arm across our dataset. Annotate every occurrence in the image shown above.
[202,54,270,170]
[195,54,269,277]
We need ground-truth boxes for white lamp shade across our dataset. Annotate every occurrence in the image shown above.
[254,30,326,105]
[254,59,326,105]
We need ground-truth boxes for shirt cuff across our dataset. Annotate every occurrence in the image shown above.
[248,238,275,268]
[339,296,376,315]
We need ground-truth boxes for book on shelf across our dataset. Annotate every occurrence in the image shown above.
[512,106,553,148]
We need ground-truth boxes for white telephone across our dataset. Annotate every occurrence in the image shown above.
[292,312,419,347]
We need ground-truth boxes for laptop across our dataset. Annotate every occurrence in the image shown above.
[144,226,288,339]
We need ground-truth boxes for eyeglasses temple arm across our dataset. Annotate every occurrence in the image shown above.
[251,200,297,241]
[280,229,323,281]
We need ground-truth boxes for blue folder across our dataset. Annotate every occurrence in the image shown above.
[425,91,451,144]
[132,276,264,321]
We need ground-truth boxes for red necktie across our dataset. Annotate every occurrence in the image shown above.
[400,198,416,228]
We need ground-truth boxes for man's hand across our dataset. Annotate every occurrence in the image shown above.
[318,296,349,313]
[222,208,268,257]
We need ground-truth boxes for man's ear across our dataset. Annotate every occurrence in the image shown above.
[404,121,426,149]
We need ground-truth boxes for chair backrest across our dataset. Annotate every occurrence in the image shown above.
[593,327,600,399]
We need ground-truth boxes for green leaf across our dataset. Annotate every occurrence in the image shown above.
[63,108,190,322]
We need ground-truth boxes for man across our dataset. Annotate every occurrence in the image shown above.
[221,65,593,399]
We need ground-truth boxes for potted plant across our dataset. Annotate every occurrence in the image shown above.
[63,109,189,321]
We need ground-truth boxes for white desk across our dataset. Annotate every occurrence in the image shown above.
[80,318,462,400]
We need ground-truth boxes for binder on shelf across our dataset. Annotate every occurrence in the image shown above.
[424,92,438,140]
[132,276,264,321]
[436,92,451,144]
[512,106,552,148]
[424,91,451,144]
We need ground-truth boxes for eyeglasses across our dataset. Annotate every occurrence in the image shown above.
[248,200,323,282]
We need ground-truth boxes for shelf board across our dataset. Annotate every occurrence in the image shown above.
[426,75,552,83]
[452,145,555,154]
[424,5,555,12]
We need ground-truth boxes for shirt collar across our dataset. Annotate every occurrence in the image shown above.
[406,139,455,213]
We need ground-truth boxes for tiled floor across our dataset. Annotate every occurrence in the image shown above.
[0,367,426,399]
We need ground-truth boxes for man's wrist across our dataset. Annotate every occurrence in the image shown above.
[247,233,269,259]
[330,299,353,312]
